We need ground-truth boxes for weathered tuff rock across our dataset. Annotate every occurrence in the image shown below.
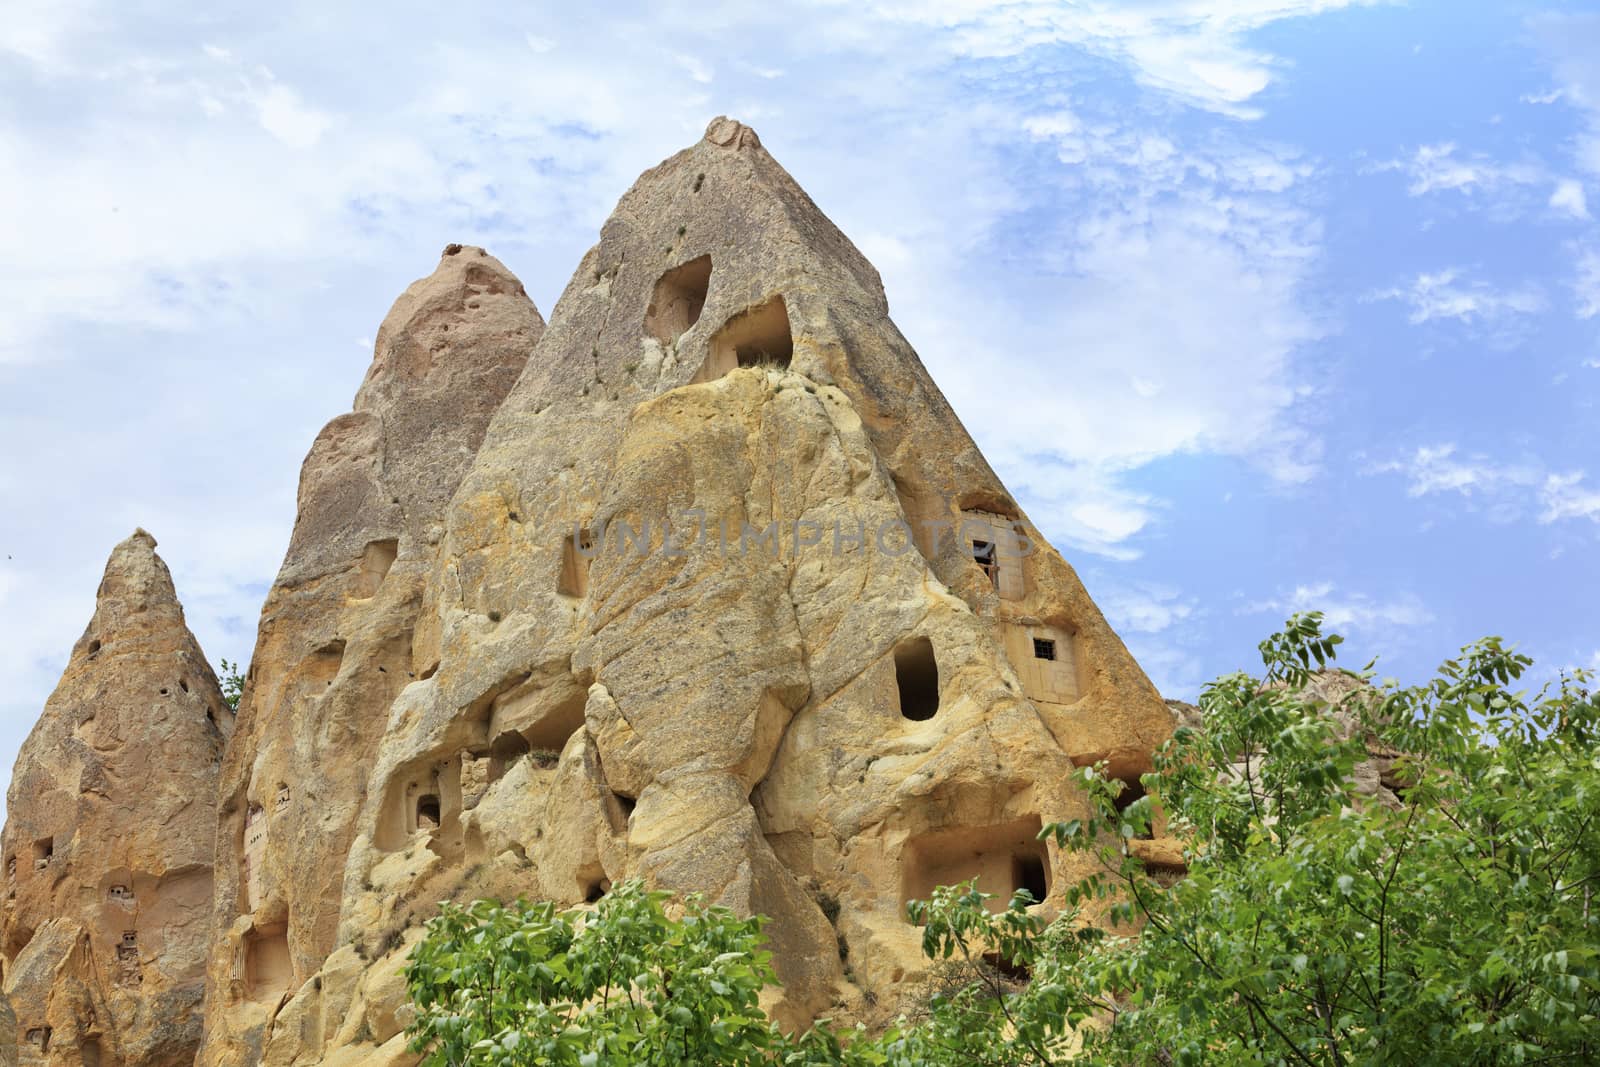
[194,117,1175,1064]
[199,247,544,1065]
[1,531,231,1066]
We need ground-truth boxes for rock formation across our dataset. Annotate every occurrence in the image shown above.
[0,531,231,1066]
[199,247,544,1065]
[191,117,1174,1064]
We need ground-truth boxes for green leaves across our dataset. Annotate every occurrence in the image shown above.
[216,657,245,710]
[404,617,1600,1066]
[404,882,793,1067]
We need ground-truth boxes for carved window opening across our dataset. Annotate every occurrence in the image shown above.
[894,637,940,722]
[109,884,133,902]
[645,255,711,344]
[354,538,399,599]
[26,1027,50,1052]
[1012,853,1048,904]
[558,529,595,598]
[1002,624,1080,706]
[971,539,998,589]
[692,295,793,382]
[959,511,1025,601]
[901,817,1049,921]
[1114,776,1154,840]
[415,794,441,831]
[244,925,292,1003]
[276,785,291,810]
[33,838,53,869]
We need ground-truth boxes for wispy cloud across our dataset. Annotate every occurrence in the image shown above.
[1549,178,1591,219]
[1372,268,1546,327]
[1376,142,1543,197]
[1575,248,1600,319]
[1372,444,1600,527]
[1244,581,1434,632]
[851,0,1387,116]
[1540,472,1600,524]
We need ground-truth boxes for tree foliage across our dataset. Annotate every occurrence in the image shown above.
[405,615,1600,1065]
[217,657,246,710]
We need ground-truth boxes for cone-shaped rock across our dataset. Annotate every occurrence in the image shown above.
[200,247,543,1064]
[1,530,230,1067]
[194,121,1173,1063]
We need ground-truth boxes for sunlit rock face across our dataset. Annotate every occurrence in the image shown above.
[2,530,231,1067]
[196,117,1171,1064]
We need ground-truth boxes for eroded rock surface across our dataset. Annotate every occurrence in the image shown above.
[1,531,230,1066]
[184,118,1174,1064]
[198,246,544,1065]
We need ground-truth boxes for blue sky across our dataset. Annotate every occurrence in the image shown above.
[2,1,1598,801]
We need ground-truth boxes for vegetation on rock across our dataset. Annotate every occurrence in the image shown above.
[407,614,1600,1066]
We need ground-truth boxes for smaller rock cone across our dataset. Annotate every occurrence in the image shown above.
[1,530,230,1067]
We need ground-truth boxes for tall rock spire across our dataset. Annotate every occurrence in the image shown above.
[200,247,544,1064]
[1,530,230,1066]
[199,119,1173,1061]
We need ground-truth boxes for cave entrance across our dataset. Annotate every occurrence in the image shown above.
[901,816,1050,919]
[645,255,712,345]
[692,296,793,382]
[894,637,940,722]
[415,794,441,831]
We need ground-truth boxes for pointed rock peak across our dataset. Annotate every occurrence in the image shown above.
[87,527,181,629]
[703,115,762,150]
[356,243,543,414]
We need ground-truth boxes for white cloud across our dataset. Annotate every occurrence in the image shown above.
[1575,249,1600,319]
[1245,581,1434,632]
[1550,178,1591,219]
[1373,268,1546,327]
[1373,445,1600,528]
[1377,142,1543,197]
[1372,444,1540,503]
[1540,472,1600,523]
[1530,13,1600,177]
[252,83,333,149]
[850,0,1386,116]
[1100,583,1198,635]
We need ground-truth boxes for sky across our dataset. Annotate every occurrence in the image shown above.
[2,1,1598,805]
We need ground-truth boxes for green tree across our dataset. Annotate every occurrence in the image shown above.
[404,616,1599,1066]
[888,614,1600,1066]
[217,657,246,710]
[404,881,868,1067]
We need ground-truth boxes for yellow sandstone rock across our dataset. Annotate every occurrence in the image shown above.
[1,531,231,1066]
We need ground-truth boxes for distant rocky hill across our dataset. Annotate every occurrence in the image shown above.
[2,118,1174,1066]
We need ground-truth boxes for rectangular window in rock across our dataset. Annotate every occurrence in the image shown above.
[415,794,441,831]
[971,539,998,588]
[32,838,53,869]
[959,511,1025,600]
[901,816,1049,919]
[692,295,793,382]
[1002,623,1079,706]
[244,925,292,1003]
[558,529,594,598]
